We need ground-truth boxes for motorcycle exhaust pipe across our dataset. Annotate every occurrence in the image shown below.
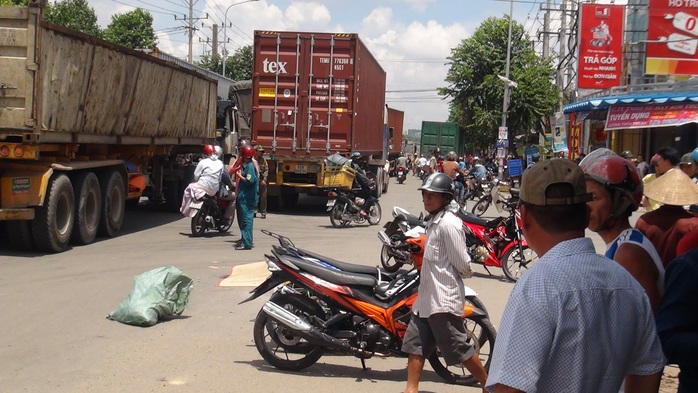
[377,231,392,246]
[262,301,354,352]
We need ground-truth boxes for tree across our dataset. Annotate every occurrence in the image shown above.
[102,8,157,50]
[44,0,100,37]
[196,45,252,81]
[440,16,559,152]
[0,0,27,5]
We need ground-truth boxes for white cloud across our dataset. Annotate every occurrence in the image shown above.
[404,0,436,13]
[361,7,393,35]
[284,2,331,31]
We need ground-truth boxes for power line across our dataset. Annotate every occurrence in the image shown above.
[110,0,177,16]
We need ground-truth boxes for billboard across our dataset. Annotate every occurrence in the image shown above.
[605,103,698,129]
[578,4,625,89]
[646,0,698,74]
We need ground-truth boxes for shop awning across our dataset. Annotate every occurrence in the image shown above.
[563,91,698,114]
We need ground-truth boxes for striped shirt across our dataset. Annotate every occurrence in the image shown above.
[412,208,472,317]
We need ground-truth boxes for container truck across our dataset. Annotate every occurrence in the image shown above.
[250,30,389,207]
[0,2,220,252]
[420,121,465,158]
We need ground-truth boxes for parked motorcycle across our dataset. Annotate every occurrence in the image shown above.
[461,191,538,281]
[188,195,233,236]
[471,178,509,217]
[241,231,496,385]
[326,188,382,227]
[396,166,407,184]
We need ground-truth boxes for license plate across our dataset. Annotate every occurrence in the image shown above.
[295,164,307,174]
[326,199,336,207]
[398,170,403,175]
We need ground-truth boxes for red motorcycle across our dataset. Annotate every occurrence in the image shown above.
[458,191,538,281]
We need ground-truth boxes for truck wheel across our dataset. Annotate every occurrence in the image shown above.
[6,220,35,251]
[32,174,75,253]
[98,170,125,237]
[71,172,102,245]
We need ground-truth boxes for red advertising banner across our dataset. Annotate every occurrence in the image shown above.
[646,0,698,75]
[605,103,698,129]
[578,4,625,89]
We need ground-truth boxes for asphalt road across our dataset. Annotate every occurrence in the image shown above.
[0,173,615,393]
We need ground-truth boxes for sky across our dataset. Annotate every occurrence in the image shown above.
[86,0,556,130]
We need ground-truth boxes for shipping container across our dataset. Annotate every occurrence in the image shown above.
[387,107,404,153]
[250,30,389,204]
[0,2,220,252]
[420,121,465,157]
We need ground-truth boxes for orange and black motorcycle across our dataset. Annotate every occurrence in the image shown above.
[240,231,496,385]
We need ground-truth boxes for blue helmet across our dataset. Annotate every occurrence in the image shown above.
[692,147,698,163]
[351,151,362,159]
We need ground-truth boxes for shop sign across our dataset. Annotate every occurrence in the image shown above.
[578,4,625,89]
[646,0,698,75]
[605,103,698,129]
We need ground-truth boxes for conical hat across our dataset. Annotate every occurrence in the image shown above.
[644,168,698,206]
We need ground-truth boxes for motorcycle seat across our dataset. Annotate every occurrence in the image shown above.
[280,255,377,288]
[457,210,505,228]
[296,248,378,276]
[395,213,425,228]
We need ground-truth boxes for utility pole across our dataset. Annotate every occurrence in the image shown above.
[542,0,551,59]
[212,24,218,57]
[174,1,208,63]
[558,0,567,111]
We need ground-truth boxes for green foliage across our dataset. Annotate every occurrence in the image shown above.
[196,45,253,81]
[102,8,157,50]
[441,16,558,151]
[0,0,27,5]
[44,0,100,37]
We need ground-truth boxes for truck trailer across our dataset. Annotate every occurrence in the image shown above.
[250,30,389,207]
[0,2,219,252]
[420,121,466,158]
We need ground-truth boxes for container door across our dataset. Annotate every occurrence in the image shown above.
[253,32,354,155]
[0,6,37,132]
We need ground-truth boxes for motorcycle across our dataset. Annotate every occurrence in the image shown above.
[241,231,496,385]
[461,191,538,281]
[470,178,509,217]
[188,195,233,236]
[396,166,407,184]
[326,188,382,227]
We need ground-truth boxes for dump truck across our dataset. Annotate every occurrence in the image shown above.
[0,1,223,252]
[250,30,389,208]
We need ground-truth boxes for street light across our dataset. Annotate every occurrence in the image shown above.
[497,75,518,89]
[222,0,259,77]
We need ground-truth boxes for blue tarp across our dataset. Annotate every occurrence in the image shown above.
[563,91,698,114]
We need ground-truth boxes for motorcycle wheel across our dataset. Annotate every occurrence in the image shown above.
[465,296,489,347]
[471,197,491,217]
[190,208,207,237]
[329,204,349,228]
[502,243,539,282]
[367,202,382,225]
[380,244,404,273]
[429,316,497,386]
[217,216,234,233]
[253,293,325,371]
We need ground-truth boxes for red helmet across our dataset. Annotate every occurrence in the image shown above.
[203,144,215,157]
[240,145,255,158]
[582,154,643,218]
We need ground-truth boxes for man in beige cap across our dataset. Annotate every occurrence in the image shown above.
[486,159,664,393]
[636,168,698,266]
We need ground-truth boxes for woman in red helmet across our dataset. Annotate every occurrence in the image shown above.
[231,145,258,250]
[180,144,224,217]
[580,149,664,313]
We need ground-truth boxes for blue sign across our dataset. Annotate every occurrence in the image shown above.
[508,158,523,177]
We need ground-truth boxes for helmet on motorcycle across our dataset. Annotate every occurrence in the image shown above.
[203,144,215,157]
[582,154,643,219]
[579,148,616,168]
[214,145,223,159]
[419,173,455,197]
[446,151,457,161]
[692,147,698,163]
[240,145,255,158]
[351,151,362,159]
[433,147,441,155]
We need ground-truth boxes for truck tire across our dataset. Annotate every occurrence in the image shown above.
[71,171,102,245]
[98,170,125,237]
[6,220,35,251]
[32,174,75,253]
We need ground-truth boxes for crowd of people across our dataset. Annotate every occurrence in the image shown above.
[401,144,698,392]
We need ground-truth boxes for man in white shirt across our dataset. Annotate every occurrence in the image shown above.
[180,145,224,216]
[401,173,487,393]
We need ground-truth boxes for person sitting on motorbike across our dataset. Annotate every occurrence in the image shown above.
[350,151,376,218]
[429,147,442,173]
[180,144,225,216]
[442,151,467,204]
[214,146,236,222]
[396,153,409,170]
[417,154,428,177]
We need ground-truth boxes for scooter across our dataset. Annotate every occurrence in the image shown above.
[470,178,510,217]
[188,195,233,236]
[326,188,382,227]
[396,166,407,184]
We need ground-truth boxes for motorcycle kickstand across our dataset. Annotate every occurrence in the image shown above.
[360,356,368,370]
[483,265,494,276]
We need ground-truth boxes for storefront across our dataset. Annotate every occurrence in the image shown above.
[563,87,698,160]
